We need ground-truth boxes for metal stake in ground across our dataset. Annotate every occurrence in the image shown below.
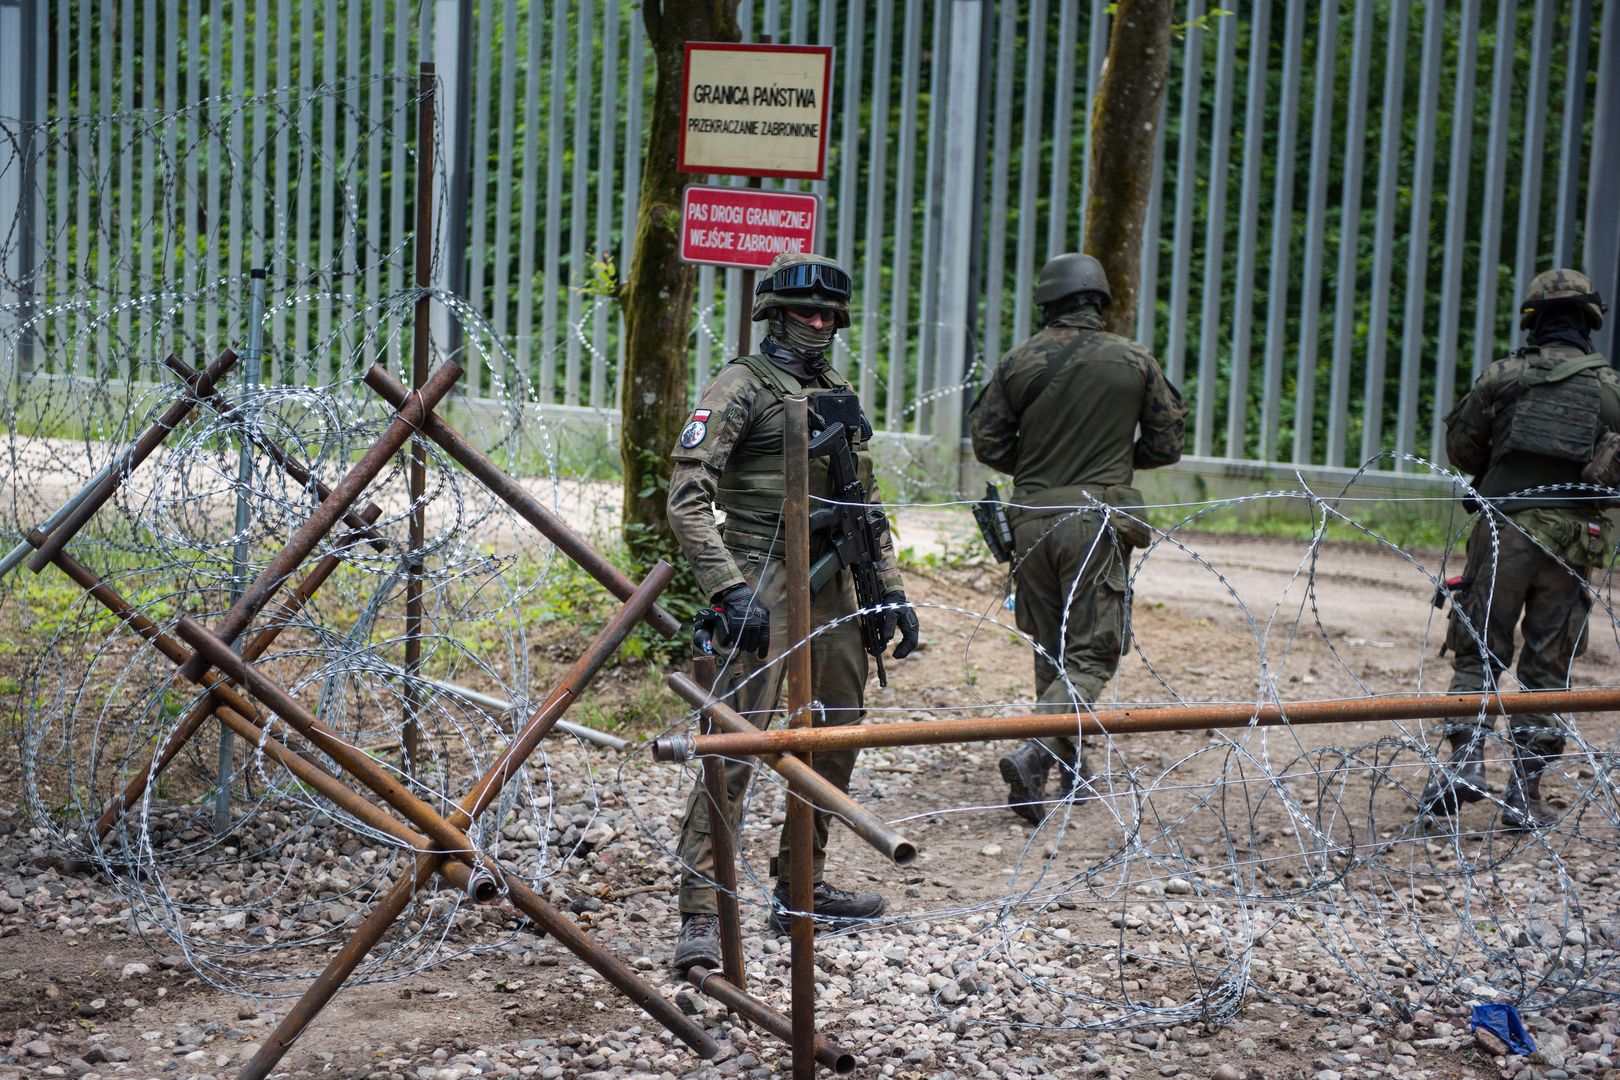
[216,268,268,835]
[784,394,817,1079]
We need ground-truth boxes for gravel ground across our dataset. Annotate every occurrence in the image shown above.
[4,540,1620,1080]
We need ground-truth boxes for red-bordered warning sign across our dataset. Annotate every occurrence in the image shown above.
[679,185,821,270]
[679,42,834,179]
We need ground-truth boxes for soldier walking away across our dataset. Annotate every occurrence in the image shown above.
[968,254,1186,824]
[664,252,920,971]
[1422,268,1616,831]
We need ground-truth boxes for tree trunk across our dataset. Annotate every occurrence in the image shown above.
[1082,0,1173,337]
[620,0,740,568]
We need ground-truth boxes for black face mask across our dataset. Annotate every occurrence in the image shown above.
[1528,308,1596,354]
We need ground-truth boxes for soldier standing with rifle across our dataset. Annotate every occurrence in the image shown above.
[1421,268,1617,830]
[968,254,1186,824]
[664,252,920,972]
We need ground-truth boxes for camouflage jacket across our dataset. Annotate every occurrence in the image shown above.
[1446,342,1620,515]
[667,354,904,601]
[968,304,1186,508]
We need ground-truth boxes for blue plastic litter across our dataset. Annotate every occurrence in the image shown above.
[1470,1003,1536,1056]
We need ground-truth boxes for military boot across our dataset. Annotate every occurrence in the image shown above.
[672,912,722,971]
[1502,745,1559,831]
[1419,730,1489,816]
[768,881,887,936]
[999,740,1056,823]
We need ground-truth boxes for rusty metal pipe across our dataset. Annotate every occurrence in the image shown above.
[160,353,389,552]
[93,505,384,840]
[27,349,240,573]
[667,672,918,867]
[177,358,464,682]
[363,364,683,639]
[686,967,854,1074]
[693,652,747,988]
[233,565,693,1079]
[656,686,1620,758]
[783,395,815,1080]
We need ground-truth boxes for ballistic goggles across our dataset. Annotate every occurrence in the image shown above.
[755,262,852,300]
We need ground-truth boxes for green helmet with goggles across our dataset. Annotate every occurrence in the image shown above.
[1520,267,1607,330]
[751,252,853,327]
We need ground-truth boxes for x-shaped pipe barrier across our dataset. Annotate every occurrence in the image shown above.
[20,355,785,1076]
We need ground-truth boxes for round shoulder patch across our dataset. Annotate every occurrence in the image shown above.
[678,419,708,448]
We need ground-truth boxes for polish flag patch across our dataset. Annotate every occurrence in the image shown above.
[679,409,712,448]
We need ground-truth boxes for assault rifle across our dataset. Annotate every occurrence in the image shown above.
[805,410,895,687]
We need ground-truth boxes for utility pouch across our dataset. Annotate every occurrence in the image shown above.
[809,390,872,442]
[1581,430,1620,493]
[972,483,1015,563]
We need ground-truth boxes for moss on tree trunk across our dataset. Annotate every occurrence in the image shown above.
[1083,0,1173,337]
[620,0,740,569]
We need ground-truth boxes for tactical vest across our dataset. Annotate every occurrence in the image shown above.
[1488,351,1610,467]
[714,353,878,543]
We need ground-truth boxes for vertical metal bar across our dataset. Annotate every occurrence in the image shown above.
[696,265,716,392]
[250,0,268,285]
[1360,0,1410,460]
[981,0,1017,368]
[293,0,314,370]
[491,0,519,379]
[76,0,91,374]
[1012,0,1048,348]
[1325,0,1374,468]
[1512,0,1556,310]
[272,0,292,378]
[1258,0,1303,462]
[141,0,156,300]
[933,0,983,449]
[404,63,437,773]
[390,0,410,373]
[100,0,115,370]
[542,0,566,403]
[1430,0,1480,464]
[1135,94,1168,351]
[215,269,266,835]
[1471,0,1516,381]
[857,0,893,410]
[833,0,862,376]
[914,1,949,432]
[810,0,833,250]
[56,0,71,367]
[1290,0,1336,466]
[1164,0,1204,390]
[227,0,244,325]
[592,0,619,408]
[1194,9,1235,458]
[516,0,547,390]
[782,395,815,1080]
[466,0,496,381]
[362,0,384,377]
[618,12,645,384]
[317,0,337,379]
[1078,0,1108,235]
[1046,0,1078,258]
[885,0,922,433]
[1224,0,1270,459]
[118,0,133,362]
[1585,0,1620,363]
[1393,0,1445,470]
[565,0,594,406]
[1553,0,1592,268]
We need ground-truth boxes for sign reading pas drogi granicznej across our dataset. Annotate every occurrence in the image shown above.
[678,42,834,180]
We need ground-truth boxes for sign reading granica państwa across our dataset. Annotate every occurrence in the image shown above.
[679,42,834,180]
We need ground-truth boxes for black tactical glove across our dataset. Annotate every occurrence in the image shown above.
[879,589,919,659]
[712,583,771,659]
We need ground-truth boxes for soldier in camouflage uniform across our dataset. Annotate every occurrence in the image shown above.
[665,252,920,971]
[968,254,1186,823]
[1422,268,1615,830]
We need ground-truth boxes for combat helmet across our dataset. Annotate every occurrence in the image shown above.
[752,252,852,327]
[1520,268,1606,330]
[1034,253,1111,307]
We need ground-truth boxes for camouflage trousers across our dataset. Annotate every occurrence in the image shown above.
[1011,510,1132,762]
[675,553,868,916]
[1444,509,1603,752]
